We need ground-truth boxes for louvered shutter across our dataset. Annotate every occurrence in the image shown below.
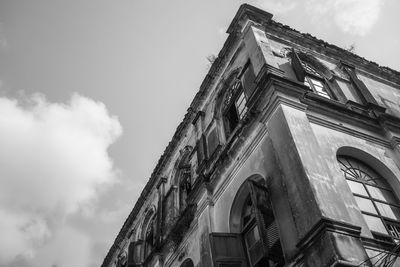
[248,181,283,262]
[127,242,135,267]
[162,188,177,237]
[210,233,248,267]
[290,49,306,83]
[156,193,163,244]
[241,63,256,99]
[196,135,207,167]
[206,126,220,159]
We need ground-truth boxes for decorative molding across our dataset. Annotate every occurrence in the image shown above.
[296,217,362,252]
[156,177,168,189]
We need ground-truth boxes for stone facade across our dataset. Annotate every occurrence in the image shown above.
[102,4,400,267]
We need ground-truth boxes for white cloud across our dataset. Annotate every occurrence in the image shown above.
[253,0,297,15]
[0,93,122,266]
[305,0,382,36]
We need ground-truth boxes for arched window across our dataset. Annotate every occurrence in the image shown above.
[144,216,156,259]
[290,49,337,100]
[221,178,284,267]
[240,182,283,267]
[221,62,256,138]
[223,78,248,137]
[172,147,193,214]
[178,164,192,212]
[338,156,400,242]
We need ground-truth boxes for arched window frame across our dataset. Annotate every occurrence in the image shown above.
[222,77,248,137]
[172,146,193,214]
[139,207,157,262]
[338,155,400,243]
[229,177,284,267]
[218,61,256,140]
[290,49,342,101]
[143,216,155,259]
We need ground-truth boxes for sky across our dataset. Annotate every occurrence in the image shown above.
[0,0,399,267]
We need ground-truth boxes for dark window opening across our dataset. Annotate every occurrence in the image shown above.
[224,102,240,136]
[179,165,192,212]
[223,79,248,138]
[144,217,155,259]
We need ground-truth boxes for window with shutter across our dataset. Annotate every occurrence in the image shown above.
[223,178,284,267]
[206,126,221,159]
[222,62,255,139]
[179,165,192,212]
[245,181,284,266]
[144,217,155,259]
[290,49,336,100]
[196,135,207,168]
[242,62,256,99]
[162,187,178,236]
[127,242,136,267]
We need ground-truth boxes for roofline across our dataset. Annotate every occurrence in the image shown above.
[101,4,400,266]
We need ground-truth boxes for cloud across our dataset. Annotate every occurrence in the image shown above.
[253,0,297,14]
[305,0,382,36]
[0,93,122,266]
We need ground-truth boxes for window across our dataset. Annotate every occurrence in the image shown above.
[144,216,155,259]
[222,62,256,139]
[223,79,248,136]
[179,164,192,212]
[338,156,400,243]
[302,62,332,99]
[240,184,284,267]
[290,49,338,100]
[116,253,127,267]
[211,179,284,267]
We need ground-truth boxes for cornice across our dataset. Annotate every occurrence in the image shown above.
[227,4,273,35]
[266,20,400,86]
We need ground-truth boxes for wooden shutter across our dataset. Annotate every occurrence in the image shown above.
[209,233,248,267]
[290,49,306,83]
[156,192,163,244]
[247,181,282,260]
[162,188,177,237]
[241,63,256,99]
[343,66,376,105]
[206,126,220,159]
[196,135,207,167]
[127,242,135,267]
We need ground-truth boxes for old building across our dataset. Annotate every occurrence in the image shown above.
[102,4,400,267]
